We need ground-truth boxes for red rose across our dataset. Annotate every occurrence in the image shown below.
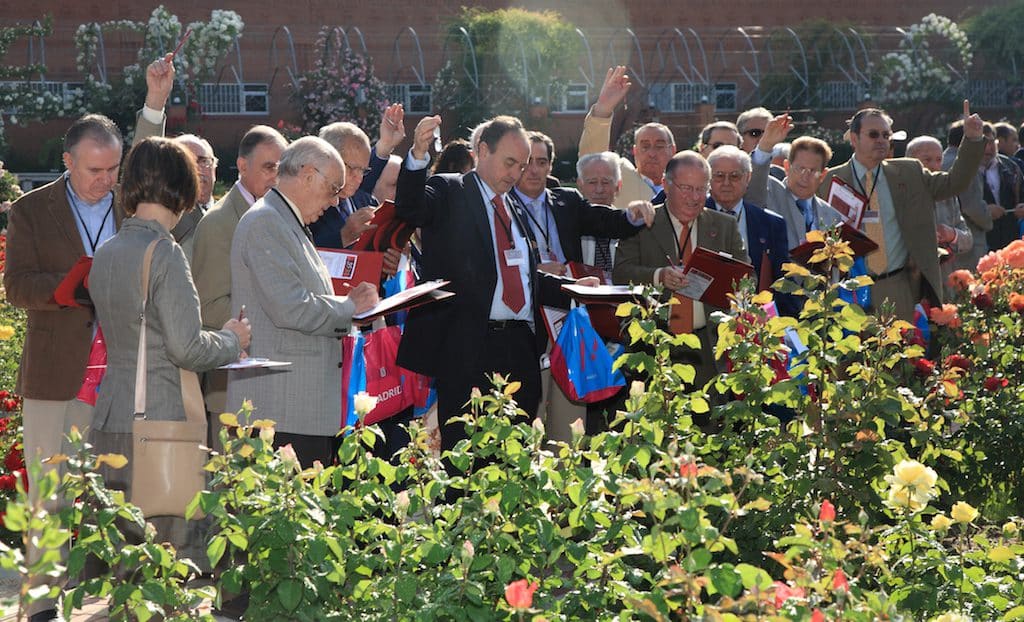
[0,474,15,491]
[912,358,935,377]
[0,391,9,400]
[973,290,994,309]
[772,581,805,608]
[0,418,8,434]
[504,579,538,610]
[944,354,973,372]
[4,446,23,472]
[985,376,1009,391]
[832,568,849,591]
[679,460,698,479]
[2,399,17,412]
[811,610,826,622]
[818,499,836,523]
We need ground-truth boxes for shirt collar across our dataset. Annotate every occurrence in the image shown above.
[64,172,112,208]
[236,181,258,207]
[513,187,545,208]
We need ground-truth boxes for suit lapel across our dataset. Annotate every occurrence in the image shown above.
[653,206,679,260]
[48,177,87,257]
[464,172,495,254]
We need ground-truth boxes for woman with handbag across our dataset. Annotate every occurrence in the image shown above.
[88,136,250,559]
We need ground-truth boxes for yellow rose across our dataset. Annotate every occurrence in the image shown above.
[0,325,14,340]
[884,460,938,512]
[932,613,972,622]
[950,501,979,524]
[1003,521,1019,536]
[930,514,953,531]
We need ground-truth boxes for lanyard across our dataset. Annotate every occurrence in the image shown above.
[65,184,112,255]
[490,196,519,249]
[851,162,882,205]
[520,196,553,251]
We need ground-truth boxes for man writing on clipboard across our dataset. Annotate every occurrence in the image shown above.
[614,151,748,389]
[819,100,985,321]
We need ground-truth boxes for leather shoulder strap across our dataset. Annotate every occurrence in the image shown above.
[134,239,161,416]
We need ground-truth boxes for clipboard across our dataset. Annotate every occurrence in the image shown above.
[789,223,879,263]
[560,284,645,305]
[316,248,385,295]
[826,177,866,229]
[567,261,611,284]
[353,279,455,325]
[678,247,754,309]
[51,256,93,307]
[351,200,416,252]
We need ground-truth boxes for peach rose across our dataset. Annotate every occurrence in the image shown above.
[976,251,1004,274]
[947,269,975,292]
[929,304,961,327]
[1011,293,1024,313]
[1003,242,1024,269]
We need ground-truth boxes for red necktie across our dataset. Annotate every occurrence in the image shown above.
[492,195,526,313]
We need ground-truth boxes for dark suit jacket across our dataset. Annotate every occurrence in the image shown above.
[820,137,984,306]
[394,168,570,380]
[508,187,641,263]
[983,153,1023,251]
[309,147,389,249]
[706,198,789,285]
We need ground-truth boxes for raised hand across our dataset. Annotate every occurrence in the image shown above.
[962,100,983,139]
[757,113,793,152]
[592,66,632,118]
[376,103,406,157]
[145,52,175,111]
[626,200,655,227]
[411,115,442,161]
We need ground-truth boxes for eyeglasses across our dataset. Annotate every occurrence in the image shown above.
[863,129,893,140]
[667,181,709,195]
[345,163,372,176]
[791,166,822,177]
[743,128,765,138]
[195,155,218,169]
[712,171,746,183]
[312,166,344,197]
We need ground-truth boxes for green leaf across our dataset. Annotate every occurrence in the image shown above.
[395,575,417,604]
[1004,605,1024,620]
[277,578,304,611]
[736,563,773,590]
[206,534,226,567]
[709,564,742,598]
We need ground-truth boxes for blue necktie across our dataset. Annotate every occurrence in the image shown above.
[797,198,814,232]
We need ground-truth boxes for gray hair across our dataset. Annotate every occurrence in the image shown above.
[278,136,342,178]
[576,152,621,184]
[736,107,772,133]
[633,122,675,146]
[905,135,942,157]
[318,121,371,155]
[771,142,790,160]
[173,133,214,156]
[707,145,752,175]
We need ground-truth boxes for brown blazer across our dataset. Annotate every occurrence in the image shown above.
[191,182,251,331]
[3,111,163,400]
[612,205,749,289]
[819,137,985,305]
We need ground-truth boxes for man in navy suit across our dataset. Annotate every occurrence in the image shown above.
[706,145,793,314]
[395,115,594,451]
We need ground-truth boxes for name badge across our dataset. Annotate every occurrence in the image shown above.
[504,248,526,267]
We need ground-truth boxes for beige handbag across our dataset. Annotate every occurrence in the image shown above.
[130,238,208,518]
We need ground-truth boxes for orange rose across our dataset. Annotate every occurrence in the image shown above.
[929,304,961,327]
[947,269,975,292]
[977,251,1004,274]
[1011,293,1024,313]
[1003,245,1024,270]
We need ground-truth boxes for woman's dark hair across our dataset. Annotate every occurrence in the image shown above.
[119,137,199,216]
[432,138,474,174]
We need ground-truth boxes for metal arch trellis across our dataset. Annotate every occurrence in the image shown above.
[574,28,596,89]
[389,26,427,87]
[437,25,480,106]
[321,26,369,68]
[735,27,761,106]
[26,19,47,81]
[602,28,647,88]
[268,25,300,92]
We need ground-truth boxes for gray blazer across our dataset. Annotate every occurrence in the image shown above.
[89,218,241,433]
[766,176,844,250]
[226,189,356,437]
[943,146,991,271]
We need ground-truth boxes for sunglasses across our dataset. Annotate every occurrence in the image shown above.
[863,129,893,140]
[743,128,765,138]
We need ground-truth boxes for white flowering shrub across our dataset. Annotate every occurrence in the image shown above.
[878,13,972,107]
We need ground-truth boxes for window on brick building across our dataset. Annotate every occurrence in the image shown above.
[385,84,432,114]
[197,83,269,115]
[551,83,589,113]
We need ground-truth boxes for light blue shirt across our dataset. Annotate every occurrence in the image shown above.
[64,173,115,257]
[513,188,566,263]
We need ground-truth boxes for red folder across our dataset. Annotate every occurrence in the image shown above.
[316,248,385,295]
[565,262,621,339]
[789,223,879,264]
[351,200,416,252]
[52,256,93,307]
[826,177,867,229]
[679,247,755,309]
